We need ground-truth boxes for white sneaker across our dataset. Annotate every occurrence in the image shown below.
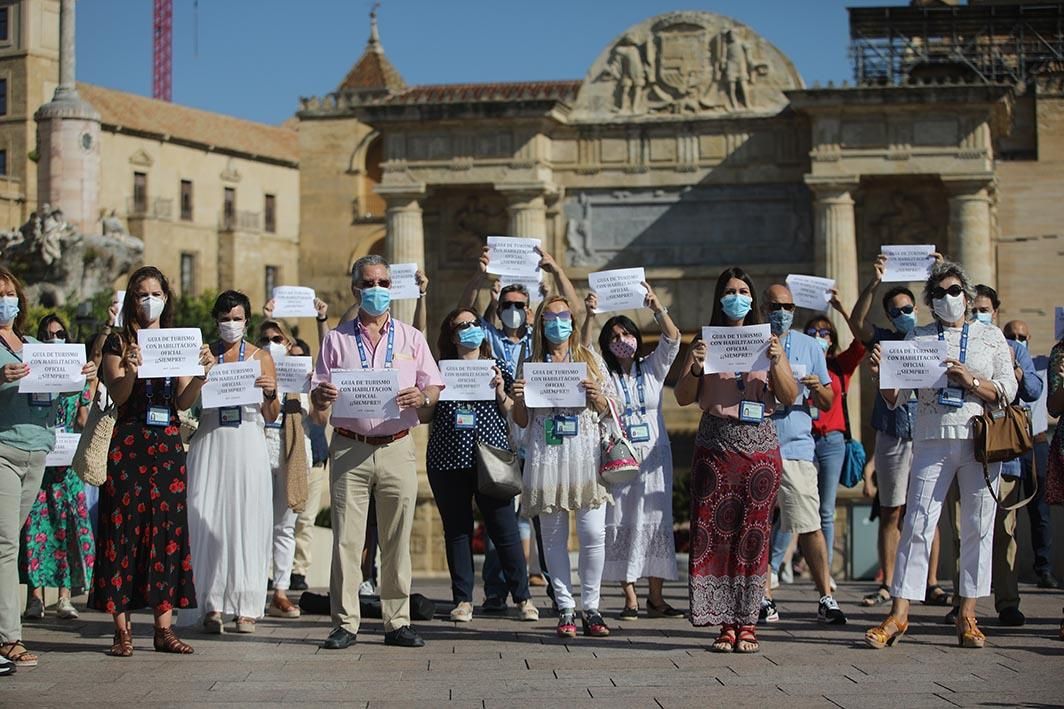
[24,596,44,620]
[829,576,837,593]
[779,563,794,584]
[358,580,376,597]
[518,599,540,622]
[769,570,780,590]
[450,601,473,622]
[56,597,79,620]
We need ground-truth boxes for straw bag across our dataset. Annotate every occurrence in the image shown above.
[599,399,641,486]
[72,397,115,487]
[282,395,309,512]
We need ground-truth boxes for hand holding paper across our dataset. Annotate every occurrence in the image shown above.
[878,340,948,390]
[137,328,204,378]
[702,324,772,374]
[439,359,496,401]
[270,286,318,318]
[881,245,936,283]
[486,236,542,276]
[785,275,834,312]
[388,263,421,300]
[18,344,87,394]
[589,268,648,313]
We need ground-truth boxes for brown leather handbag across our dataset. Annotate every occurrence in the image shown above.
[282,395,309,512]
[971,403,1036,510]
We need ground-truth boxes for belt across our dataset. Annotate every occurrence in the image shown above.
[335,427,409,446]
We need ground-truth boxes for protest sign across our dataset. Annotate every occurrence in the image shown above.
[275,355,312,394]
[46,431,81,468]
[113,290,126,328]
[878,340,948,390]
[521,362,587,408]
[18,344,86,394]
[439,359,496,401]
[702,324,772,374]
[332,368,401,419]
[201,360,262,409]
[137,328,204,379]
[881,245,936,283]
[486,236,541,276]
[388,263,421,300]
[499,273,545,303]
[589,268,648,313]
[785,274,834,312]
[270,286,318,318]
[1033,363,1048,436]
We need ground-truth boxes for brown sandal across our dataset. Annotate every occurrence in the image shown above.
[108,629,133,657]
[956,616,985,649]
[153,626,194,654]
[735,625,760,654]
[865,615,909,649]
[0,641,39,667]
[711,624,737,653]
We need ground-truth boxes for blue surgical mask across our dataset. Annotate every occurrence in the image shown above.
[359,287,391,317]
[0,296,19,325]
[891,311,917,334]
[974,311,993,325]
[457,325,485,350]
[768,309,794,336]
[1010,338,1028,351]
[720,293,752,321]
[816,337,830,353]
[543,318,573,344]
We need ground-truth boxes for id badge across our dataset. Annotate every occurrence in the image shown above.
[219,407,242,427]
[264,421,282,430]
[554,415,578,437]
[938,387,965,408]
[544,418,562,446]
[628,423,651,442]
[739,400,765,424]
[454,408,476,430]
[809,406,820,421]
[146,406,170,427]
[29,392,53,407]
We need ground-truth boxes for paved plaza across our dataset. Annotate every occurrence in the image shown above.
[3,572,1062,708]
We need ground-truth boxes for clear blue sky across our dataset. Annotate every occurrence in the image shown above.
[77,0,891,126]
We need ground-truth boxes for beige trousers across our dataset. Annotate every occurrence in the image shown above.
[0,442,47,643]
[292,463,327,577]
[991,478,1020,612]
[329,434,417,634]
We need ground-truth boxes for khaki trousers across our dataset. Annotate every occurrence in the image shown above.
[0,442,47,643]
[329,434,417,634]
[292,463,327,577]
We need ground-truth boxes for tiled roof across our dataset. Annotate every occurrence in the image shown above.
[370,80,582,106]
[338,48,406,94]
[77,83,299,166]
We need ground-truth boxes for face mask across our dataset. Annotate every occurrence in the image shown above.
[457,325,485,350]
[268,342,288,361]
[932,293,966,323]
[973,311,993,325]
[218,320,245,344]
[1010,338,1028,351]
[816,337,830,353]
[46,338,66,345]
[359,286,391,317]
[500,305,525,330]
[768,309,794,336]
[543,318,573,344]
[720,293,752,321]
[891,311,917,334]
[139,295,165,323]
[0,296,19,325]
[608,335,638,359]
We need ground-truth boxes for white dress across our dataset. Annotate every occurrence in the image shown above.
[602,336,680,582]
[183,400,273,622]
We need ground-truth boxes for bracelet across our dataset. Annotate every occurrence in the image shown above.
[263,390,278,401]
[316,315,328,322]
[653,307,668,319]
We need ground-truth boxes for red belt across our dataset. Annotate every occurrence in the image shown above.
[335,427,409,446]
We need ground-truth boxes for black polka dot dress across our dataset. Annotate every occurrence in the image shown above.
[427,358,514,471]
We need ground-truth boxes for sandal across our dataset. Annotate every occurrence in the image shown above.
[861,585,891,607]
[865,615,909,649]
[154,626,194,654]
[956,616,985,649]
[924,584,952,606]
[711,624,737,653]
[234,617,256,634]
[735,625,759,653]
[646,598,685,619]
[202,612,224,634]
[108,629,133,658]
[0,641,39,667]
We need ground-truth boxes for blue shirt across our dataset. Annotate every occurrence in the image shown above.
[771,330,832,462]
[1001,339,1043,478]
[868,325,915,440]
[0,335,57,453]
[482,322,532,377]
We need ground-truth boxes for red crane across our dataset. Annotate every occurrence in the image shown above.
[153,0,172,101]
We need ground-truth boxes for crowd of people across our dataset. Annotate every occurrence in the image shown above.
[0,245,1061,670]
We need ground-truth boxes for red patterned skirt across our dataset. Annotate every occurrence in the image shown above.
[689,414,782,627]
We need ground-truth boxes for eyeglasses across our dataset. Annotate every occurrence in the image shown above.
[500,301,526,311]
[888,304,915,318]
[767,303,795,312]
[931,284,964,300]
[359,279,392,289]
[452,320,479,332]
[48,329,68,340]
[1009,334,1029,343]
[266,335,286,344]
[542,311,572,322]
[805,327,831,338]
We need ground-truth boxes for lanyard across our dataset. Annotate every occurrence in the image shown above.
[218,339,246,364]
[356,324,394,369]
[145,377,173,402]
[937,322,969,364]
[500,333,530,369]
[545,349,573,363]
[617,361,646,419]
[0,334,22,362]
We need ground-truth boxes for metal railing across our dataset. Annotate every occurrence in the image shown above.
[126,196,173,220]
[218,209,262,232]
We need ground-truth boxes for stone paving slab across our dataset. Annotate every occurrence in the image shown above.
[2,577,1062,707]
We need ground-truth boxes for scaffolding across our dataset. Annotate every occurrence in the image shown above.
[850,3,1064,85]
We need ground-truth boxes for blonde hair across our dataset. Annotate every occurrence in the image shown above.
[531,295,604,382]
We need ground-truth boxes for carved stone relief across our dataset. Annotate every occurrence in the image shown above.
[857,179,948,266]
[425,189,509,269]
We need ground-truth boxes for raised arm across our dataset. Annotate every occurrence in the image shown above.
[314,298,330,343]
[850,255,886,344]
[458,246,490,310]
[538,249,580,316]
[581,292,598,349]
[413,270,429,333]
[674,340,705,407]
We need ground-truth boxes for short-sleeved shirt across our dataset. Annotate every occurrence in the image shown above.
[0,335,57,452]
[312,316,444,436]
[867,325,915,440]
[482,322,531,377]
[427,357,513,472]
[770,330,832,462]
[812,339,865,437]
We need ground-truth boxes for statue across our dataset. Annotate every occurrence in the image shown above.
[101,209,127,236]
[565,193,594,266]
[601,34,652,114]
[719,29,753,110]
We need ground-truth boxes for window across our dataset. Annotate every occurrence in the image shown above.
[264,193,276,233]
[264,266,279,298]
[0,79,7,117]
[0,8,8,42]
[180,252,196,295]
[0,150,7,177]
[223,186,235,228]
[133,172,148,213]
[180,180,193,221]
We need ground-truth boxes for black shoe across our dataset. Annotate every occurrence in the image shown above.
[944,607,959,625]
[266,578,274,591]
[384,626,425,648]
[481,596,507,613]
[618,606,639,621]
[1038,572,1062,590]
[998,606,1026,627]
[289,573,308,591]
[321,627,357,650]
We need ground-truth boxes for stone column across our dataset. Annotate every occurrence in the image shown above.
[380,191,425,325]
[945,178,995,288]
[503,190,548,238]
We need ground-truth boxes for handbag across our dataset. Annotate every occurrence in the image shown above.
[838,390,866,488]
[972,391,1036,510]
[71,393,116,487]
[282,395,309,512]
[476,440,523,499]
[598,398,641,486]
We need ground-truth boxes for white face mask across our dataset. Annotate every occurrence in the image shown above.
[47,338,66,344]
[218,320,246,343]
[500,306,525,330]
[138,295,165,324]
[932,293,967,323]
[268,342,288,361]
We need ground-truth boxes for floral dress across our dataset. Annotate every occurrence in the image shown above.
[1046,341,1064,505]
[19,386,95,593]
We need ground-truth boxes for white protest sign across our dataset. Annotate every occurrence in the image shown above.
[879,340,948,390]
[486,236,542,276]
[1056,307,1064,342]
[589,267,648,313]
[439,359,497,401]
[201,360,262,409]
[275,355,312,394]
[332,368,401,419]
[1032,364,1049,436]
[791,362,808,398]
[388,263,421,301]
[137,328,204,379]
[499,273,545,303]
[45,431,81,468]
[521,362,587,408]
[881,245,936,283]
[18,344,86,394]
[702,324,772,374]
[270,286,318,319]
[113,290,126,328]
[785,274,834,313]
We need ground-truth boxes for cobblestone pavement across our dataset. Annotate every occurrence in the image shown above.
[3,576,1062,707]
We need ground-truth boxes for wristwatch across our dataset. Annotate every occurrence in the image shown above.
[316,315,328,322]
[264,390,278,401]
[422,392,431,407]
[969,378,980,392]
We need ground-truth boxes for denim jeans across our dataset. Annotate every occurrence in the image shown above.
[814,431,847,566]
[770,520,790,574]
[482,539,508,600]
[1024,440,1052,575]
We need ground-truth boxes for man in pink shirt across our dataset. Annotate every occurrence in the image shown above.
[311,255,444,649]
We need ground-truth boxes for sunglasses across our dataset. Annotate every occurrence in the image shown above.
[48,329,68,340]
[359,279,392,289]
[500,301,527,311]
[767,302,796,312]
[931,284,964,300]
[805,327,831,338]
[265,335,286,344]
[888,304,915,318]
[542,311,572,322]
[452,320,479,332]
[1010,334,1029,343]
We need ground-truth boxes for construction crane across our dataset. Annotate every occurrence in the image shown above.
[153,0,172,101]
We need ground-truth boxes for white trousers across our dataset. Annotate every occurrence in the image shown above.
[540,505,606,612]
[271,466,298,591]
[891,438,999,601]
